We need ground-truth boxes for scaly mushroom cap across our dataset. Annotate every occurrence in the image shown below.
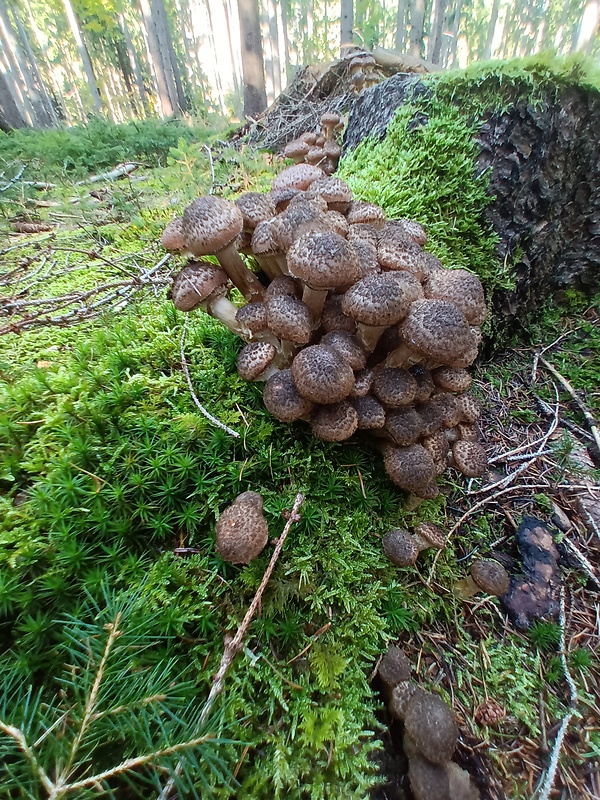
[283,139,310,162]
[346,200,386,228]
[181,196,243,256]
[236,342,277,381]
[352,240,381,278]
[270,187,302,213]
[352,395,386,429]
[470,559,510,596]
[288,231,361,291]
[387,218,427,246]
[321,294,358,334]
[425,268,487,326]
[383,444,438,497]
[432,366,473,393]
[414,521,447,550]
[347,222,380,248]
[378,239,428,280]
[384,407,423,446]
[383,528,419,567]
[171,261,228,311]
[422,430,450,473]
[349,367,375,398]
[271,163,325,192]
[420,252,445,277]
[429,392,463,429]
[236,302,268,335]
[306,176,353,212]
[320,331,367,370]
[325,210,350,238]
[411,365,435,404]
[161,218,185,251]
[378,646,412,692]
[389,683,423,721]
[263,369,314,422]
[458,393,482,423]
[265,275,302,301]
[299,131,318,145]
[452,440,488,477]
[251,219,282,259]
[416,400,445,437]
[400,299,477,365]
[373,368,418,408]
[408,754,451,800]
[215,492,269,564]
[342,271,422,327]
[235,192,276,230]
[310,401,359,441]
[266,293,312,344]
[306,147,325,166]
[320,110,341,127]
[273,199,329,251]
[404,691,459,765]
[291,344,355,404]
[457,422,480,442]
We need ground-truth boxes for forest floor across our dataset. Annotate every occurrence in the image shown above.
[1,127,599,800]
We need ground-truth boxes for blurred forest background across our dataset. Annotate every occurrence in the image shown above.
[1,0,599,132]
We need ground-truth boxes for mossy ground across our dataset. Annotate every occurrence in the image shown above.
[1,57,599,799]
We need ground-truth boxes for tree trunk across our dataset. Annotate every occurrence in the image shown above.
[279,0,291,82]
[138,0,175,115]
[119,12,150,115]
[24,0,68,121]
[482,0,500,59]
[62,0,102,113]
[10,12,58,126]
[0,1,37,124]
[340,0,354,53]
[448,0,463,66]
[223,0,241,95]
[152,0,186,112]
[237,0,267,119]
[409,0,426,57]
[428,0,447,63]
[575,1,600,51]
[266,0,281,96]
[0,68,27,129]
[395,0,406,50]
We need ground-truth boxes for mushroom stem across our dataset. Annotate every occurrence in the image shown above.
[205,295,245,335]
[216,243,265,301]
[384,343,423,369]
[356,323,387,351]
[452,575,480,600]
[254,254,283,281]
[301,285,328,325]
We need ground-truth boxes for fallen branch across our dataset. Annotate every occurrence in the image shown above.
[76,163,139,185]
[0,164,26,192]
[157,493,305,800]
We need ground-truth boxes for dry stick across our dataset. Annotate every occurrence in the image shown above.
[539,356,600,454]
[561,537,600,591]
[203,145,216,195]
[157,493,305,800]
[535,586,578,800]
[179,318,240,438]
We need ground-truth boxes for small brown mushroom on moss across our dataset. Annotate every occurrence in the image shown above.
[378,645,411,700]
[215,491,269,564]
[383,528,419,567]
[454,558,511,599]
[404,690,458,765]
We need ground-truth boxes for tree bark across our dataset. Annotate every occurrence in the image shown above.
[448,0,463,66]
[0,68,27,129]
[428,0,447,63]
[409,0,426,57]
[0,1,37,124]
[279,0,291,82]
[482,0,500,59]
[138,0,175,115]
[10,11,58,126]
[340,0,354,54]
[266,0,281,96]
[223,0,241,95]
[119,12,150,115]
[24,0,68,121]
[237,0,267,119]
[395,0,406,50]
[62,0,102,113]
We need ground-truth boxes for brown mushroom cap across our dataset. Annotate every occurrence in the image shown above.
[283,139,310,162]
[378,645,411,693]
[270,187,303,213]
[265,275,302,301]
[291,344,355,404]
[404,691,459,765]
[235,192,276,230]
[171,261,228,312]
[299,131,318,145]
[383,528,419,566]
[414,522,447,550]
[470,559,510,596]
[271,163,325,192]
[422,430,450,473]
[236,342,277,381]
[305,176,353,213]
[251,219,282,260]
[347,222,380,248]
[408,754,452,800]
[342,271,422,327]
[321,294,358,334]
[457,393,482,423]
[432,366,473,393]
[288,231,361,291]
[429,392,463,429]
[378,238,428,279]
[373,368,418,408]
[320,331,367,371]
[411,365,435,404]
[236,302,268,335]
[349,367,375,398]
[266,293,312,344]
[452,440,488,477]
[273,199,329,251]
[346,200,386,228]
[387,218,428,246]
[310,401,359,441]
[389,682,423,721]
[161,218,185,251]
[215,492,269,564]
[425,268,487,326]
[325,210,350,238]
[263,369,314,422]
[182,196,243,256]
[385,407,423,446]
[352,395,386,429]
[400,299,477,365]
[383,444,438,497]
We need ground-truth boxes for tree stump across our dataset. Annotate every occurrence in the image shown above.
[343,73,600,337]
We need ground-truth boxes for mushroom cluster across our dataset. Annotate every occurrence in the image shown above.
[282,111,344,175]
[162,162,489,498]
[378,646,480,800]
[383,522,447,566]
[349,52,379,94]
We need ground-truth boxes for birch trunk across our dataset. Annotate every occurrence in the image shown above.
[340,0,354,53]
[11,12,58,125]
[395,0,406,50]
[428,0,447,62]
[138,0,174,115]
[237,0,267,119]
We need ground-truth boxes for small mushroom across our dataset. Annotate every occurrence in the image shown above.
[263,369,314,422]
[236,342,279,381]
[454,558,510,599]
[271,163,325,192]
[383,528,419,567]
[352,395,386,429]
[291,344,355,404]
[310,401,359,441]
[382,443,439,498]
[215,491,269,564]
[404,690,458,765]
[424,268,487,326]
[170,261,242,335]
[450,440,488,477]
[413,522,447,551]
[378,645,411,700]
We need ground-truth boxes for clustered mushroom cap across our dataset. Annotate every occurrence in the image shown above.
[342,271,422,327]
[408,754,451,800]
[347,200,386,228]
[171,261,228,311]
[288,231,361,291]
[161,218,185,251]
[425,268,487,326]
[414,521,447,550]
[266,293,312,344]
[350,367,375,398]
[385,407,423,446]
[320,331,366,370]
[452,440,488,477]
[383,528,419,566]
[352,395,386,429]
[378,645,411,692]
[215,491,269,564]
[265,275,301,300]
[181,196,244,256]
[400,299,477,365]
[291,344,355,404]
[373,368,418,408]
[470,559,510,596]
[236,301,268,334]
[271,163,325,192]
[236,192,276,230]
[432,366,473,393]
[389,682,423,720]
[383,444,438,498]
[404,691,459,765]
[321,294,357,334]
[237,342,277,381]
[306,176,353,212]
[310,400,359,441]
[263,369,314,422]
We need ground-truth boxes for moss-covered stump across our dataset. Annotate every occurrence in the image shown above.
[342,59,600,343]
